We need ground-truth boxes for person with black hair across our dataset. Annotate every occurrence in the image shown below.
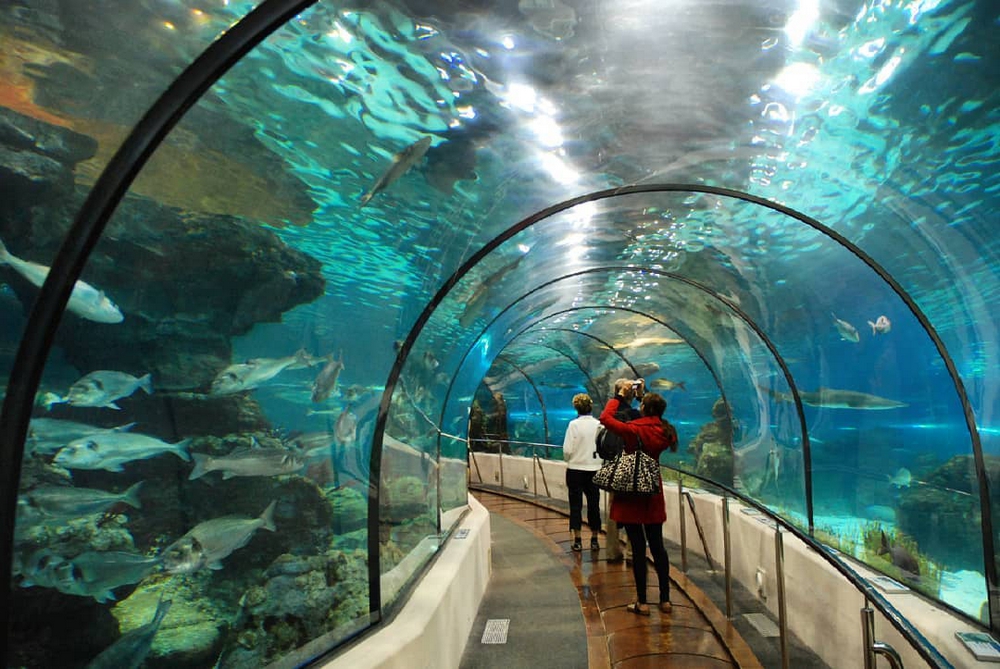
[599,379,678,616]
[604,378,641,564]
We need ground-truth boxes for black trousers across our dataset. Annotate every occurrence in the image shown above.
[622,522,671,604]
[566,468,601,533]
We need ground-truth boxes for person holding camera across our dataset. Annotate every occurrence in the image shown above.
[599,378,678,616]
[603,378,641,564]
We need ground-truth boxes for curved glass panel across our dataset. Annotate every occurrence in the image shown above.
[4,0,1000,663]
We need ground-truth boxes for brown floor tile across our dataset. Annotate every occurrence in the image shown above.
[615,653,735,668]
[609,627,731,664]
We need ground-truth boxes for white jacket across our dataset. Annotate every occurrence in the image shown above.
[562,414,602,471]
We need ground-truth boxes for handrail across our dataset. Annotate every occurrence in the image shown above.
[661,463,951,668]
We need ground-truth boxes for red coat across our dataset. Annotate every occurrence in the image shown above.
[600,397,677,524]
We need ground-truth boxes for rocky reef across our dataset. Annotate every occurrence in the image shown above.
[688,397,735,487]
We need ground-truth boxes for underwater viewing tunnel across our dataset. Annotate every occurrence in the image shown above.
[1,0,999,667]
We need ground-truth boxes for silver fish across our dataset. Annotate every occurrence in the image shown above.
[188,447,303,480]
[54,433,192,471]
[459,254,526,328]
[889,467,912,488]
[86,597,171,668]
[334,409,358,445]
[649,379,687,391]
[26,418,136,455]
[0,238,123,324]
[868,315,892,335]
[764,386,907,410]
[211,349,311,395]
[162,501,277,574]
[359,136,432,207]
[66,371,153,409]
[24,481,143,517]
[311,351,344,403]
[832,312,860,343]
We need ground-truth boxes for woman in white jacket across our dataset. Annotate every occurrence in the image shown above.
[562,393,603,552]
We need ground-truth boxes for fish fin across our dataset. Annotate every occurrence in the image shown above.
[123,480,144,508]
[113,421,137,432]
[173,438,193,462]
[188,452,209,480]
[107,464,125,472]
[867,321,876,336]
[677,381,687,391]
[359,189,374,207]
[0,238,8,263]
[139,373,154,394]
[222,471,236,480]
[260,500,278,532]
[208,561,225,570]
[106,402,122,410]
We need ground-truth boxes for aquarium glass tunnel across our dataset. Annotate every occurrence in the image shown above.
[0,0,999,666]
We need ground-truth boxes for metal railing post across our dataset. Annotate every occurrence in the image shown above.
[723,495,732,619]
[531,443,538,496]
[499,449,504,490]
[775,527,789,669]
[683,492,715,570]
[863,603,905,669]
[678,477,688,572]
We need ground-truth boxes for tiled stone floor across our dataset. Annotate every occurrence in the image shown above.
[473,489,763,669]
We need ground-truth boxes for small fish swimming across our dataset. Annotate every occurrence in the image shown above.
[649,379,687,391]
[23,481,143,517]
[188,447,303,480]
[0,238,124,324]
[86,597,171,668]
[359,136,432,207]
[612,336,686,349]
[311,351,344,403]
[26,417,136,455]
[868,315,892,335]
[211,349,311,396]
[878,530,920,579]
[888,467,911,488]
[65,370,153,409]
[162,500,277,574]
[54,432,192,471]
[832,313,860,343]
[334,408,358,446]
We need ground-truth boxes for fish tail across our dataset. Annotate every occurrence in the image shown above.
[173,438,193,462]
[260,500,277,532]
[678,381,687,391]
[123,480,144,509]
[152,598,173,626]
[0,238,9,264]
[139,373,154,394]
[867,321,876,336]
[188,452,209,479]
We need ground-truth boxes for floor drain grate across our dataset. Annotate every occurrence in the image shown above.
[481,618,510,644]
[743,612,780,638]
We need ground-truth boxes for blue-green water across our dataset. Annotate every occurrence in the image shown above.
[2,0,999,665]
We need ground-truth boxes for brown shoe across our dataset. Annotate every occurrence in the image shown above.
[626,602,650,616]
[659,602,672,614]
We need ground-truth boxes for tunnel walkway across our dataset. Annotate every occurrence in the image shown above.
[462,489,764,669]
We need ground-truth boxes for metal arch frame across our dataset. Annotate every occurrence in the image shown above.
[444,278,799,519]
[0,0,321,658]
[534,341,599,391]
[386,182,990,633]
[542,327,641,379]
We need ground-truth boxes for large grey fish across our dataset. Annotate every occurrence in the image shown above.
[66,551,162,602]
[459,254,526,327]
[26,417,136,455]
[210,349,310,395]
[188,447,303,480]
[54,433,192,471]
[162,500,277,574]
[359,136,432,207]
[831,312,860,343]
[86,597,171,668]
[311,351,344,403]
[65,370,153,409]
[0,238,123,324]
[23,481,143,517]
[763,386,907,410]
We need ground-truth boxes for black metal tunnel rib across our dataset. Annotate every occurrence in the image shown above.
[495,354,550,448]
[0,0,321,654]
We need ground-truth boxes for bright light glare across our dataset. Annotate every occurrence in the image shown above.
[529,115,563,147]
[785,0,819,48]
[859,53,902,93]
[772,62,820,99]
[539,152,579,185]
[501,35,515,49]
[505,83,537,113]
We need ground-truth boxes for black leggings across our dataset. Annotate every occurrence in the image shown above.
[622,522,671,604]
[566,469,601,533]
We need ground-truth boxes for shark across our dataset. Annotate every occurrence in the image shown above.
[762,386,907,410]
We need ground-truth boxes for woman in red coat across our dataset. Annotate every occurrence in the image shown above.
[600,379,678,615]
